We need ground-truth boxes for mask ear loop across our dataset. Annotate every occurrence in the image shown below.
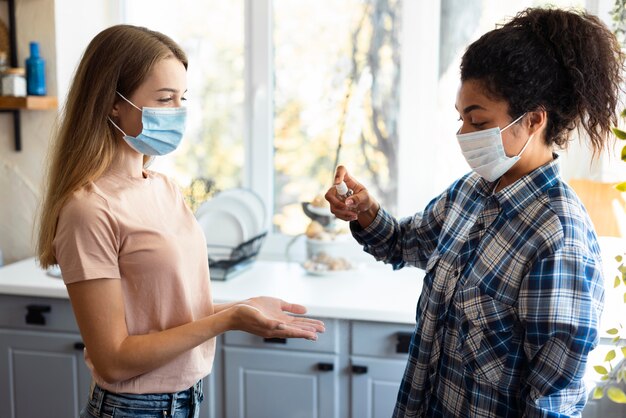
[116,91,142,111]
[501,112,527,132]
[107,91,142,136]
[501,112,534,157]
[516,133,535,157]
[107,117,127,136]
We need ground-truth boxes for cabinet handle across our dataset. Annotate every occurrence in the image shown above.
[352,365,368,374]
[396,331,413,354]
[316,362,334,372]
[25,304,51,326]
[263,337,287,344]
[74,342,85,351]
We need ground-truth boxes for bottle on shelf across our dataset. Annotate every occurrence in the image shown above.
[25,41,46,96]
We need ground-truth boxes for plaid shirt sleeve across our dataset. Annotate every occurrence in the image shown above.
[519,246,604,417]
[349,189,449,270]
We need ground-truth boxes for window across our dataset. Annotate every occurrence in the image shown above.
[124,0,245,211]
[124,0,616,242]
[273,0,402,234]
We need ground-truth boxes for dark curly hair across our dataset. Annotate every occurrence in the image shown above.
[461,8,624,157]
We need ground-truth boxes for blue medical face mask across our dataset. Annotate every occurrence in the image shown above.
[108,91,187,156]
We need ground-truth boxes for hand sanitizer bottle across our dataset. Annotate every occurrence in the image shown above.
[26,42,46,96]
[335,181,353,202]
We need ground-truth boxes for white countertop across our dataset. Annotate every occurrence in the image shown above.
[0,258,423,324]
[1,236,623,328]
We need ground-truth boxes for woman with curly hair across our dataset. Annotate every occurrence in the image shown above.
[327,7,623,417]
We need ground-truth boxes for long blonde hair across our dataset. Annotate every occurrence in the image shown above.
[37,25,187,268]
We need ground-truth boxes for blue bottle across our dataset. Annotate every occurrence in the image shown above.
[26,42,46,96]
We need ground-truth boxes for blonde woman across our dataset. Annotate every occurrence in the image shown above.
[37,25,324,418]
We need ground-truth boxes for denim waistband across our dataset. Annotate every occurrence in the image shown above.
[86,379,203,417]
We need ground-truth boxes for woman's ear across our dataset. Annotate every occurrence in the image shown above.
[110,101,121,118]
[527,108,547,136]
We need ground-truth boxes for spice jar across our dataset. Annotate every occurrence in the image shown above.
[2,67,27,97]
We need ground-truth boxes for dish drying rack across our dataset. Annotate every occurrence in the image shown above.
[207,232,267,280]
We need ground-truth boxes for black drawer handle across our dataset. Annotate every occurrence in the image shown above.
[317,362,334,372]
[74,342,85,351]
[25,304,51,326]
[396,332,412,354]
[352,365,368,374]
[263,337,287,344]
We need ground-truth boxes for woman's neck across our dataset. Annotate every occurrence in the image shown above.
[108,143,146,178]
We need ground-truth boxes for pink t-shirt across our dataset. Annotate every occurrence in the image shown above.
[53,168,215,394]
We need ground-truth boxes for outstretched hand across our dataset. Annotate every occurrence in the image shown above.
[227,296,325,341]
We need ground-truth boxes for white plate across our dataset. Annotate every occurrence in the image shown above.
[214,188,267,236]
[196,189,266,240]
[196,196,254,242]
[197,209,247,248]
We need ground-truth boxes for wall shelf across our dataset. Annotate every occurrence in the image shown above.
[1,0,57,151]
[0,96,57,110]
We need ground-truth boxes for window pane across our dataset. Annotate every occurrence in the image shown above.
[125,0,245,210]
[273,0,402,234]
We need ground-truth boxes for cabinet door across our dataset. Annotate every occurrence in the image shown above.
[351,356,406,418]
[0,329,91,418]
[224,346,339,418]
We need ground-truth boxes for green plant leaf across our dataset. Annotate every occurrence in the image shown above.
[616,276,622,288]
[607,387,626,403]
[612,127,626,139]
[605,350,617,362]
[602,375,610,381]
[617,255,624,262]
[622,145,626,161]
[593,386,604,399]
[614,335,622,343]
[621,108,626,118]
[608,328,620,335]
[595,365,609,375]
[622,346,626,357]
[616,182,626,192]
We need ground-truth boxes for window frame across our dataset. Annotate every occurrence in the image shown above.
[246,0,444,259]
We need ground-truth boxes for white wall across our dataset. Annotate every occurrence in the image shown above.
[0,0,119,265]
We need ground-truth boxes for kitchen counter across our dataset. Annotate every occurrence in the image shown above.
[0,258,423,324]
[1,236,623,327]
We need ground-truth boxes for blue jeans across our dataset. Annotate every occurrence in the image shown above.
[80,379,203,418]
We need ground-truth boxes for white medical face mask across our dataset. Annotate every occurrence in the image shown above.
[456,113,533,182]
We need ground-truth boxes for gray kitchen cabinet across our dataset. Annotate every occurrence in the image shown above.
[0,329,91,418]
[0,294,220,418]
[0,295,90,418]
[221,319,345,418]
[0,293,417,418]
[220,319,414,418]
[350,356,406,418]
[350,321,414,418]
[224,346,340,418]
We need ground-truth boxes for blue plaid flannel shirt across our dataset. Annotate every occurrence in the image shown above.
[351,157,604,417]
